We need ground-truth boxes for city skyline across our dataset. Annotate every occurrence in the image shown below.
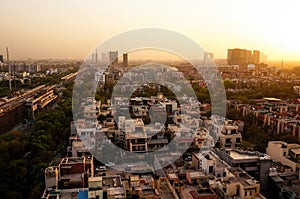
[0,0,300,62]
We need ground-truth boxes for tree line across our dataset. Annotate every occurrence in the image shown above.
[0,82,73,199]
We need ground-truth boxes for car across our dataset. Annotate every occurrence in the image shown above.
[95,166,107,172]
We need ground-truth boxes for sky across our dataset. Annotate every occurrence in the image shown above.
[0,0,300,61]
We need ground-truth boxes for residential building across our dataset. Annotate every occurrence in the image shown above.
[269,167,300,199]
[213,167,266,199]
[42,156,94,198]
[192,151,230,178]
[96,175,126,199]
[205,116,243,149]
[215,149,271,192]
[266,141,300,174]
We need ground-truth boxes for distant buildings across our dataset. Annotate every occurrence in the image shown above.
[91,49,98,64]
[252,50,260,65]
[204,52,214,65]
[2,63,42,73]
[109,51,118,65]
[101,52,107,63]
[227,48,261,66]
[293,86,300,95]
[123,53,128,67]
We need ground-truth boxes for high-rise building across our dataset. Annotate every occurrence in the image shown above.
[252,50,260,64]
[203,52,214,65]
[261,52,267,64]
[227,48,243,65]
[123,53,128,67]
[95,49,98,64]
[91,53,95,63]
[101,52,107,62]
[109,51,118,65]
[227,48,260,66]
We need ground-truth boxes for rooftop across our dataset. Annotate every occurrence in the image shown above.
[229,149,270,161]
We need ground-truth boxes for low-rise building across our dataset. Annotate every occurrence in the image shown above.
[213,167,266,199]
[269,167,300,199]
[192,151,230,179]
[266,141,300,174]
[42,156,94,198]
[204,116,243,149]
[215,149,271,192]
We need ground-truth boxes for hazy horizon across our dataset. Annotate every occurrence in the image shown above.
[1,0,300,62]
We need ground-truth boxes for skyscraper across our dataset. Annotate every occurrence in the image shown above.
[227,48,251,66]
[227,48,260,66]
[203,52,214,65]
[261,52,267,64]
[252,50,260,64]
[95,49,98,64]
[101,53,107,62]
[109,51,118,65]
[123,53,128,67]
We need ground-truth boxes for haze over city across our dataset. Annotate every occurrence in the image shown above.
[1,0,300,62]
[2,1,300,199]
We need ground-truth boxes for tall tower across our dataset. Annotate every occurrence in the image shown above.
[252,50,260,64]
[101,53,107,63]
[109,51,118,65]
[95,49,98,64]
[6,47,12,91]
[123,53,128,67]
[204,52,214,65]
[92,53,95,63]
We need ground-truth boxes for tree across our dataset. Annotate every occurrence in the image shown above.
[223,80,236,89]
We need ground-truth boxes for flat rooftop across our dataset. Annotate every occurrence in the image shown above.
[290,147,300,155]
[187,171,204,179]
[229,150,270,161]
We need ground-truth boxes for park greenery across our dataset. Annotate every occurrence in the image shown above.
[0,82,73,199]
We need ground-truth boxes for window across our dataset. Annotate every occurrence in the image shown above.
[226,138,231,143]
[245,191,247,196]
